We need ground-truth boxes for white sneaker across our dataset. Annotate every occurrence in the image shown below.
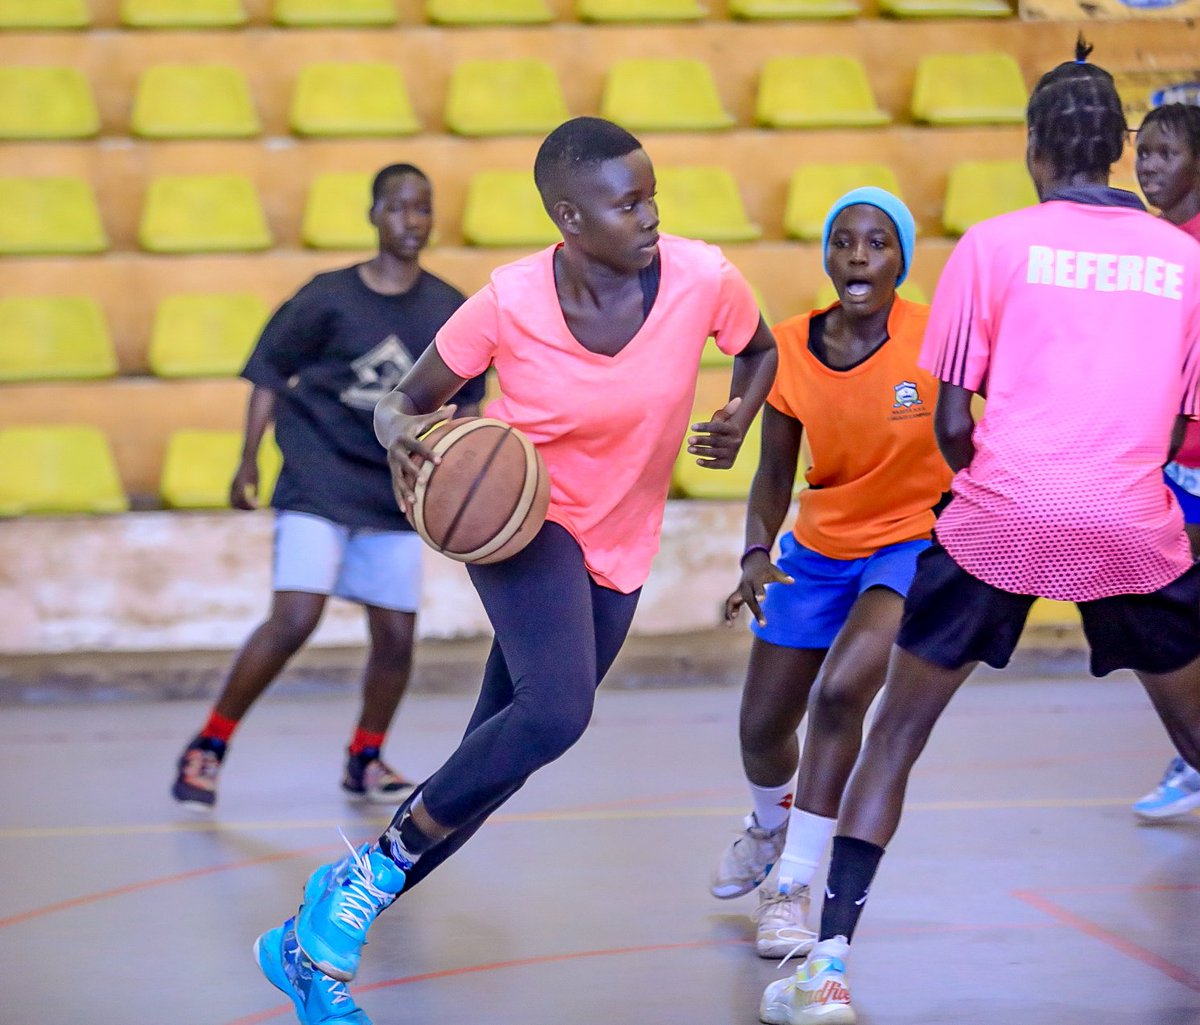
[759,936,855,1025]
[754,884,816,959]
[711,813,787,899]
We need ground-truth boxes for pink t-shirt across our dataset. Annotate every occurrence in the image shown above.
[921,199,1200,600]
[434,234,760,593]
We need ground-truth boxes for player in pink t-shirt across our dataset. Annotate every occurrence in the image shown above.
[759,44,1200,1025]
[1130,102,1200,821]
[252,117,779,1014]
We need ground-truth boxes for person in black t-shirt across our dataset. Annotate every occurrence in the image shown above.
[171,164,484,812]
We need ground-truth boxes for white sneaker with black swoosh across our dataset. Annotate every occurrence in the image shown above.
[759,935,855,1025]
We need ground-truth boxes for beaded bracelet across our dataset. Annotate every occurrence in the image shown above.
[740,544,771,567]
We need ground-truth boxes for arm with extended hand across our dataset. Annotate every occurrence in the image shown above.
[229,385,276,510]
[726,403,802,627]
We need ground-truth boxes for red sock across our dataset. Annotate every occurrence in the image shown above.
[350,727,386,756]
[200,710,239,745]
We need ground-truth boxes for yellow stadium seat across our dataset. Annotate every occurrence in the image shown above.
[0,0,91,28]
[783,163,902,241]
[139,174,272,253]
[656,167,761,243]
[882,0,1009,16]
[579,0,704,19]
[0,67,98,140]
[942,160,1036,235]
[0,426,128,517]
[426,0,552,23]
[813,279,928,309]
[132,68,253,137]
[0,297,115,382]
[132,65,259,139]
[912,53,1027,126]
[444,60,568,137]
[756,57,888,129]
[290,63,419,137]
[120,0,247,27]
[601,58,733,133]
[273,0,396,25]
[0,176,107,255]
[302,173,376,250]
[731,0,857,17]
[672,408,763,499]
[149,293,269,378]
[160,429,282,509]
[1026,598,1080,627]
[462,170,559,247]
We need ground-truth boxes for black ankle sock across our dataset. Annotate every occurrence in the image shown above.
[819,835,885,942]
[379,805,438,868]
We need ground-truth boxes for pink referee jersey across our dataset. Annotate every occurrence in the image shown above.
[1170,212,1200,467]
[434,233,761,593]
[921,197,1200,600]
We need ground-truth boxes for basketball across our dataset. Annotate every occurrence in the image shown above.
[408,417,551,565]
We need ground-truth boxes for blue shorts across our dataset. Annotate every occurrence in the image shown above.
[1164,465,1200,525]
[750,533,930,650]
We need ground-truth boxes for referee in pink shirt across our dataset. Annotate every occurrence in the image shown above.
[760,42,1200,1025]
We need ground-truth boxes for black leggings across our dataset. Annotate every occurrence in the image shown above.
[382,521,640,892]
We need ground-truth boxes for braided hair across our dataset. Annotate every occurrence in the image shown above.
[1026,36,1127,180]
[1138,102,1200,158]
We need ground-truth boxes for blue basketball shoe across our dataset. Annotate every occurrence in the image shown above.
[254,916,373,1024]
[296,836,407,982]
[1133,756,1200,821]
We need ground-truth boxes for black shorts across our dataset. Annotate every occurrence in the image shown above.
[896,540,1200,677]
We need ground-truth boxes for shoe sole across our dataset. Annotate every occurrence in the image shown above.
[172,795,215,813]
[790,1006,856,1024]
[757,938,815,960]
[1133,789,1200,821]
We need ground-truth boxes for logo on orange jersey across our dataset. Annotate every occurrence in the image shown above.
[893,381,922,408]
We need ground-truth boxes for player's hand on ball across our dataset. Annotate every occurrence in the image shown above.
[230,456,260,510]
[689,397,744,469]
[725,548,793,627]
[385,404,457,513]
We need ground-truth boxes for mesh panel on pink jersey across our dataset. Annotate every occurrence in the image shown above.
[921,204,1200,601]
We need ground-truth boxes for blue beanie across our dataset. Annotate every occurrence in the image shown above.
[821,186,915,287]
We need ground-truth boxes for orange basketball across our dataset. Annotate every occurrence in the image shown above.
[409,418,550,565]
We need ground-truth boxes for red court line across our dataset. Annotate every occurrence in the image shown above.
[0,841,341,930]
[1012,888,1200,993]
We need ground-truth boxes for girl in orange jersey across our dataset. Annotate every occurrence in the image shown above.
[710,188,951,961]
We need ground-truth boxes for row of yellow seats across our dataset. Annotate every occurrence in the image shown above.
[0,53,1027,140]
[0,417,748,517]
[1,0,1011,31]
[0,424,281,516]
[0,281,934,384]
[0,160,1037,255]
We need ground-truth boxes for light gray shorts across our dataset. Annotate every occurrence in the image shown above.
[272,510,422,613]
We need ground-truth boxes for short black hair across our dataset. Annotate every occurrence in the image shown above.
[533,117,643,206]
[1026,36,1126,179]
[371,163,429,204]
[1139,102,1200,158]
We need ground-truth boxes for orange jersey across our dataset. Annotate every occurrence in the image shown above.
[768,296,952,560]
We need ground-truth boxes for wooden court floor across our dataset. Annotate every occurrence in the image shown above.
[2,662,1199,1025]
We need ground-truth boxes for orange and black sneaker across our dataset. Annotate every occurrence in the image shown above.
[759,935,856,1024]
[342,747,414,805]
[171,735,225,811]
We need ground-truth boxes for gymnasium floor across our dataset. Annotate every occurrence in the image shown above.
[3,645,1200,1025]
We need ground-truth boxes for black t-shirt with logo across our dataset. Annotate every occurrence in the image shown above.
[242,265,486,531]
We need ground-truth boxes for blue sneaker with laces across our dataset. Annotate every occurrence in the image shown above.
[254,915,373,1024]
[296,837,408,982]
[1133,756,1200,821]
